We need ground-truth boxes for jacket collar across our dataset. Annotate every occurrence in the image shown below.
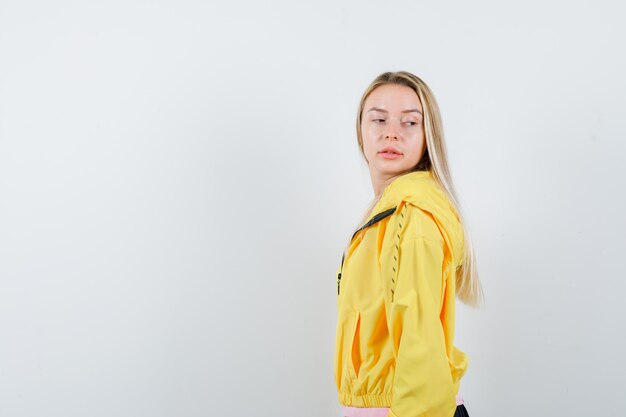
[366,170,434,223]
[348,170,433,242]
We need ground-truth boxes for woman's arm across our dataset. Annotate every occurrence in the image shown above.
[383,209,457,417]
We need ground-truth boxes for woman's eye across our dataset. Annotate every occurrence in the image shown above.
[372,119,418,125]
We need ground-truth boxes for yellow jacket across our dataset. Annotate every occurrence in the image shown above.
[334,170,468,417]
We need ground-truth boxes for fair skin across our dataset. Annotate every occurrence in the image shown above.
[361,84,426,197]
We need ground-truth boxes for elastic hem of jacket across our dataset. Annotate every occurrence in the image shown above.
[338,392,393,408]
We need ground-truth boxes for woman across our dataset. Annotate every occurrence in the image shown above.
[333,71,484,417]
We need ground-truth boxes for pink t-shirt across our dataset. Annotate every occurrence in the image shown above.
[341,393,464,417]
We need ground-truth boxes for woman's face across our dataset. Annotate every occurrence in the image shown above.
[361,84,426,178]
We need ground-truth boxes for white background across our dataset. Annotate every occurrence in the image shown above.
[1,1,625,416]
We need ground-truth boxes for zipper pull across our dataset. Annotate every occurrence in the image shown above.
[338,252,345,295]
[337,272,341,295]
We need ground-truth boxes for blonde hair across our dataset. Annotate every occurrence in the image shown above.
[345,70,485,309]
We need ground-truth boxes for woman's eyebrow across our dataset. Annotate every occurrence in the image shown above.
[367,107,423,115]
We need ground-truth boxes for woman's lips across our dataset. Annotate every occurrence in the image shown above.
[379,151,402,159]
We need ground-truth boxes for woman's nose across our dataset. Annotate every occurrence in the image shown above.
[384,119,400,140]
[385,127,399,140]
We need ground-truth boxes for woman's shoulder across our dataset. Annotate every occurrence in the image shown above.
[393,190,464,267]
[395,201,445,244]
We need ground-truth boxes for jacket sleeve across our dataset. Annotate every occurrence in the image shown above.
[384,226,457,417]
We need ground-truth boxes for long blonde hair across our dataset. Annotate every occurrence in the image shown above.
[345,70,485,309]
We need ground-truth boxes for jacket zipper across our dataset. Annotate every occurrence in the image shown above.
[337,206,397,296]
[337,252,345,295]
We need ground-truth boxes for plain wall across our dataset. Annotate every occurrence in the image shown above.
[1,1,625,416]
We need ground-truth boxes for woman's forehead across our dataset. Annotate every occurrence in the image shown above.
[365,85,422,113]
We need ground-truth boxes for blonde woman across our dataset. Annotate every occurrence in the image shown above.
[333,71,484,417]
